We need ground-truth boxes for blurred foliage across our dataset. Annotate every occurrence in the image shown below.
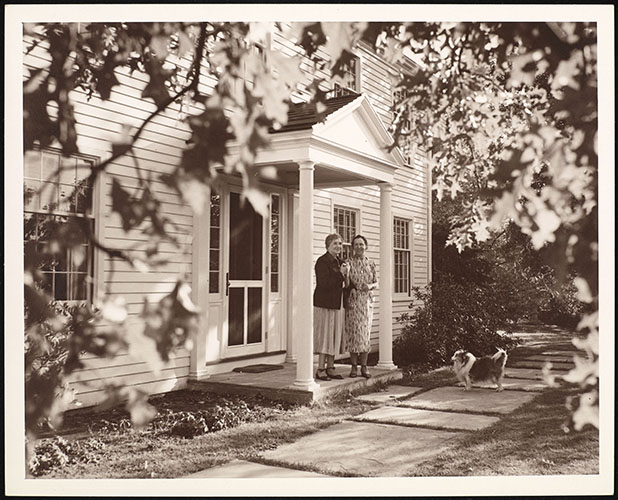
[377,22,599,430]
[22,21,368,445]
[22,20,599,449]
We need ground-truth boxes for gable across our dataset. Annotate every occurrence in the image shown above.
[312,95,404,166]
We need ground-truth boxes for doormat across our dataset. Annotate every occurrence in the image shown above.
[233,364,285,374]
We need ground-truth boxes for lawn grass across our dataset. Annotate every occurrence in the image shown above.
[31,326,598,479]
[410,385,599,476]
[33,395,375,479]
[391,336,598,476]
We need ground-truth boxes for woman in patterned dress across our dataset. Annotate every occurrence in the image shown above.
[343,234,378,378]
[313,233,350,381]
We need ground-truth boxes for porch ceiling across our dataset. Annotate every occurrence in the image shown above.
[251,160,376,188]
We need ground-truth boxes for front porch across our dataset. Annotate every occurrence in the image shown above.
[190,93,406,390]
[188,363,403,404]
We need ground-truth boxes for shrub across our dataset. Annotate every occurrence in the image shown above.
[393,280,518,368]
[28,436,106,476]
[155,410,211,438]
[537,278,586,329]
[24,302,75,436]
[95,397,272,439]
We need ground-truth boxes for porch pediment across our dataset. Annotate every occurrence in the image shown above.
[311,95,404,169]
[256,94,403,187]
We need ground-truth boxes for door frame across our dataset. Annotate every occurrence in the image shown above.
[221,185,268,358]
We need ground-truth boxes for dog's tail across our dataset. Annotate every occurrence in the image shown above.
[492,348,508,368]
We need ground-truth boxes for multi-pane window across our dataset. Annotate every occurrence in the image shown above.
[393,87,413,165]
[333,206,357,261]
[209,190,221,293]
[393,87,409,105]
[331,54,360,97]
[394,217,411,295]
[235,41,266,94]
[24,149,95,302]
[270,194,280,293]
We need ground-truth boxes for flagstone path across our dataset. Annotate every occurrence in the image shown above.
[186,331,576,478]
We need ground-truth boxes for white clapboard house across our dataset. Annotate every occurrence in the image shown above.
[23,25,431,406]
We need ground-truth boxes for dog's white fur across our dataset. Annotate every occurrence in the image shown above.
[451,348,508,391]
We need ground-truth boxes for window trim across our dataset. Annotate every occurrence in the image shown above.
[23,146,103,304]
[393,216,413,299]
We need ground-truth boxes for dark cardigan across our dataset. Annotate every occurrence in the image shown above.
[313,252,345,310]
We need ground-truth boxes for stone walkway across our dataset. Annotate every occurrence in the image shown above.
[186,334,575,478]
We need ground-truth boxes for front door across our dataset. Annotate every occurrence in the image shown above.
[223,189,266,357]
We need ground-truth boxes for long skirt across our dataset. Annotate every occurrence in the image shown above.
[313,306,343,356]
[343,289,373,353]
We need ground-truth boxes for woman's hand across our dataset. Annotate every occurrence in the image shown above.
[340,262,349,277]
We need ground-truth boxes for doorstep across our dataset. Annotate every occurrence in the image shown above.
[188,362,402,404]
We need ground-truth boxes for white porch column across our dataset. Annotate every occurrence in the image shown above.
[189,187,211,380]
[285,190,299,363]
[294,161,318,390]
[377,182,396,370]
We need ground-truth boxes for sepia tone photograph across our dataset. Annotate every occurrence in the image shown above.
[4,3,614,497]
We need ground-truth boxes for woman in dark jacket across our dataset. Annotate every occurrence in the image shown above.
[313,233,349,381]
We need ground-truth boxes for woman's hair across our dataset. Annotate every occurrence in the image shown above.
[352,234,368,247]
[325,233,343,249]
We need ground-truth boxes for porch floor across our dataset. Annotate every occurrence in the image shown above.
[188,363,403,404]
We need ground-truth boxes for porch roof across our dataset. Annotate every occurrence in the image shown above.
[254,93,404,188]
[269,92,361,134]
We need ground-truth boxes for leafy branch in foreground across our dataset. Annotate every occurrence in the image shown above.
[375,21,598,429]
[22,21,599,455]
[22,21,367,445]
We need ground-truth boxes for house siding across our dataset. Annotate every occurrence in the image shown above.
[23,26,430,406]
[24,38,195,406]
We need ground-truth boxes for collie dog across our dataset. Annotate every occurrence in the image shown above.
[451,348,508,391]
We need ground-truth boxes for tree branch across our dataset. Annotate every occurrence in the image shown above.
[82,23,209,214]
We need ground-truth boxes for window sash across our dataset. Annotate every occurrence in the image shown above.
[333,206,357,261]
[394,249,410,295]
[209,190,221,294]
[24,149,97,303]
[330,54,360,97]
[270,193,280,294]
[393,218,411,295]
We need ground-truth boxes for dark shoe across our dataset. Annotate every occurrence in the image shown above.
[315,369,331,381]
[349,365,359,378]
[360,366,372,379]
[326,368,343,380]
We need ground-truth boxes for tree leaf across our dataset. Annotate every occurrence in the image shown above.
[177,176,209,215]
[126,388,157,429]
[243,186,271,218]
[100,297,128,324]
[571,390,599,430]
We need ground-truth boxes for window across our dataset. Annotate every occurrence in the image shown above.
[394,217,411,295]
[209,190,221,293]
[393,87,409,104]
[330,53,360,97]
[270,194,280,293]
[393,87,412,165]
[333,206,357,261]
[24,149,96,302]
[233,40,267,94]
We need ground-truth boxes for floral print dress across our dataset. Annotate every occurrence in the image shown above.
[343,256,377,353]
